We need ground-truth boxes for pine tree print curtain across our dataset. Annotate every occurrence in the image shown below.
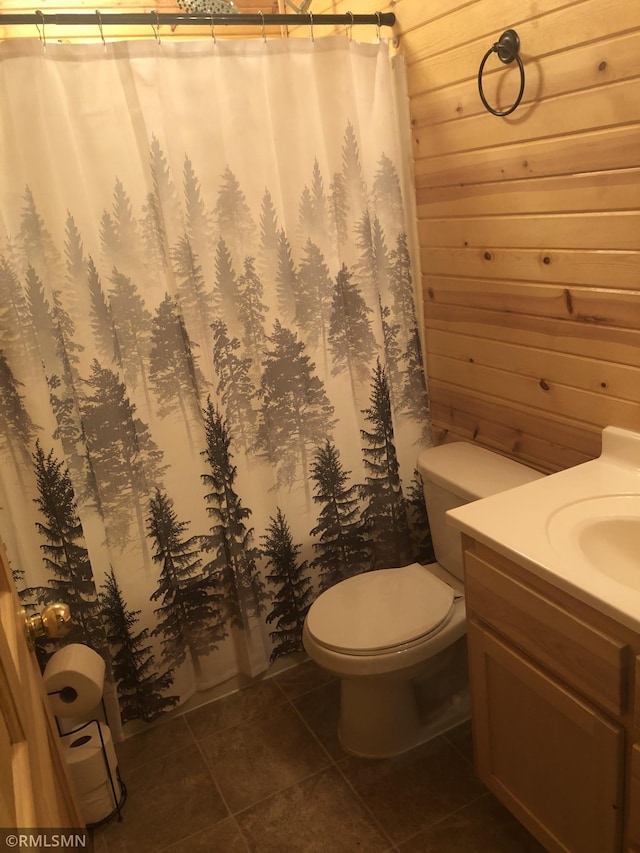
[0,35,432,735]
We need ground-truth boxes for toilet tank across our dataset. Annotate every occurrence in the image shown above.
[417,442,544,580]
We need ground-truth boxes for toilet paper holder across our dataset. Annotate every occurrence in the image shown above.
[59,712,127,828]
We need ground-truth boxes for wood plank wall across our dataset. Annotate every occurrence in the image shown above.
[324,0,640,471]
[390,0,639,471]
[2,0,638,472]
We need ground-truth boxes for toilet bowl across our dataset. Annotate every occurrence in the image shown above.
[303,441,543,758]
[302,561,468,757]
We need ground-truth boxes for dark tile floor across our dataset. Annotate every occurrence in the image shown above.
[94,660,545,852]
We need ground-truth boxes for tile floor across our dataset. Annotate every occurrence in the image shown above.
[94,660,545,852]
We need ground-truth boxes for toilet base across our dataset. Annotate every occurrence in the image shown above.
[338,681,470,758]
[336,637,470,758]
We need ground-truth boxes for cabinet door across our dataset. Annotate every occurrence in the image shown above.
[627,744,640,847]
[468,619,624,853]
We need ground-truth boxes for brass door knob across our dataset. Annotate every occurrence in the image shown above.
[22,603,72,648]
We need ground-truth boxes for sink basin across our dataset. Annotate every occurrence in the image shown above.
[547,495,640,589]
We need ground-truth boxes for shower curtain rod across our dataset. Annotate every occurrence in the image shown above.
[0,11,396,29]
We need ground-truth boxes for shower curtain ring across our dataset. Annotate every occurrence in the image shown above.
[259,10,266,44]
[347,11,354,40]
[150,9,161,43]
[376,11,381,42]
[210,10,216,42]
[35,10,47,50]
[96,10,106,48]
[309,11,314,42]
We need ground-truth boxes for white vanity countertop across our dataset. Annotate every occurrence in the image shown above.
[446,427,640,633]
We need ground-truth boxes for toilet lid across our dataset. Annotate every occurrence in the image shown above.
[305,563,455,655]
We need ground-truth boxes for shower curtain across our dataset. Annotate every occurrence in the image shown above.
[0,33,432,735]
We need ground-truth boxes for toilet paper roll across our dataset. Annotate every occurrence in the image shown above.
[63,721,118,792]
[43,643,106,718]
[62,722,119,825]
[79,777,121,826]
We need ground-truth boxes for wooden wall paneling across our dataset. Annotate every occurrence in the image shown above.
[426,351,638,426]
[424,277,640,330]
[412,15,640,465]
[426,323,640,458]
[406,0,640,102]
[424,307,640,366]
[419,213,640,251]
[421,245,639,290]
[412,29,640,124]
[418,170,640,219]
[427,379,600,468]
[427,329,640,404]
[415,78,640,162]
[421,246,638,291]
[397,0,584,65]
[415,123,640,187]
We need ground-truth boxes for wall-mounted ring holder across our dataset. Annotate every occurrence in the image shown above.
[478,29,525,117]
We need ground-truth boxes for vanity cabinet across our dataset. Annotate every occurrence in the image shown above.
[462,536,640,853]
[628,745,640,848]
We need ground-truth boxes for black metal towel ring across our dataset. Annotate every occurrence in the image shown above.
[478,29,525,117]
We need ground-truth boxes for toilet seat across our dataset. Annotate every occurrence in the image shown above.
[305,563,454,656]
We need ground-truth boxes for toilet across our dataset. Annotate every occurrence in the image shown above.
[302,441,543,758]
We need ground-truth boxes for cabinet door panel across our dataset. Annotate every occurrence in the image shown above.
[469,619,624,853]
[627,744,640,846]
